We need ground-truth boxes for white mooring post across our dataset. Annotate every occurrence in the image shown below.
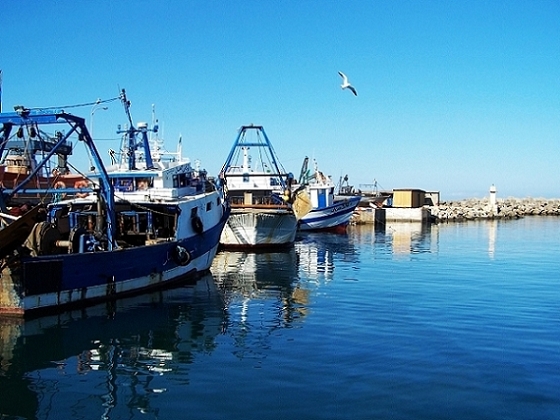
[489,184,497,215]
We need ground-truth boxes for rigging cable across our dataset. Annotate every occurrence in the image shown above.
[26,96,120,111]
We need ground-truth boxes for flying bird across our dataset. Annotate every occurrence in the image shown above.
[338,71,357,96]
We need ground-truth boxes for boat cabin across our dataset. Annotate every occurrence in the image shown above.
[113,175,154,192]
[308,184,335,209]
[108,163,206,198]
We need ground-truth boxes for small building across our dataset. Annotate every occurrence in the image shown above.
[392,189,426,208]
[424,191,440,206]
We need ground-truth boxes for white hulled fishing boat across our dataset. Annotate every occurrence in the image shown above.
[219,125,310,248]
[296,157,361,232]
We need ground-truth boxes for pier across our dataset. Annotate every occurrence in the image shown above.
[352,207,431,225]
[351,197,560,226]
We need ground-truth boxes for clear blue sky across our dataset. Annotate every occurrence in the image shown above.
[1,0,559,200]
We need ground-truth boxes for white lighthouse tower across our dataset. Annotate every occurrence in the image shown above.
[489,184,498,215]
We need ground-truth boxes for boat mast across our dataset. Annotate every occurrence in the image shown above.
[221,125,289,189]
[116,89,156,170]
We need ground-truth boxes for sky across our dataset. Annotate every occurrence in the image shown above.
[1,0,559,200]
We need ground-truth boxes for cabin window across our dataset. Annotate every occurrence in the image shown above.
[191,207,198,218]
[173,173,189,188]
[206,202,212,211]
[114,178,134,192]
[243,174,249,182]
[136,178,151,191]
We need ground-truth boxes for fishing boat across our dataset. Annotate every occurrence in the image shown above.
[219,125,311,249]
[0,90,230,316]
[338,175,391,208]
[296,157,361,232]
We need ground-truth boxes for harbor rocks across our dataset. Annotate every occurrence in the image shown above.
[429,198,560,222]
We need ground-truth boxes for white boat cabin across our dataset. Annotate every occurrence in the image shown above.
[223,146,289,207]
[108,162,206,200]
[307,183,336,209]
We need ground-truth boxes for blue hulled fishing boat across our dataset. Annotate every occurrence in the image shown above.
[296,157,361,232]
[0,90,230,315]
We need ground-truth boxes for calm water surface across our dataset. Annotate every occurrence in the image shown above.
[1,217,559,419]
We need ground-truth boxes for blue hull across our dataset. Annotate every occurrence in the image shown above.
[2,207,230,315]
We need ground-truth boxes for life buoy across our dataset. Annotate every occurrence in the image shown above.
[191,216,204,234]
[74,180,89,198]
[173,245,191,266]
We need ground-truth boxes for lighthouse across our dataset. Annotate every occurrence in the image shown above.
[489,184,497,215]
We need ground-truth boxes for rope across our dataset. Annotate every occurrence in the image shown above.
[26,96,120,111]
[111,193,179,218]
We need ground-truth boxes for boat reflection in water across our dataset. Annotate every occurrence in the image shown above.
[211,248,308,360]
[295,231,359,285]
[0,274,225,419]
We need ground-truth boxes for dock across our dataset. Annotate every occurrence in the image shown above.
[352,206,432,225]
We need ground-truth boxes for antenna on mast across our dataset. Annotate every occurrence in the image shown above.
[150,103,157,141]
[178,134,183,160]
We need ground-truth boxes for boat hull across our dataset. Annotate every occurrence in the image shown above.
[220,208,298,248]
[0,201,230,316]
[298,195,361,232]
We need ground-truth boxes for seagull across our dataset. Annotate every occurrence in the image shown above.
[338,71,357,96]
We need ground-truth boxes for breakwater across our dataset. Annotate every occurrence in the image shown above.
[429,197,560,222]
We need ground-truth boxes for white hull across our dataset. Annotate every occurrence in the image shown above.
[220,208,298,247]
[299,196,361,231]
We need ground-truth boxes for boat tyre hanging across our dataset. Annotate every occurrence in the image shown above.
[173,245,191,266]
[191,216,204,234]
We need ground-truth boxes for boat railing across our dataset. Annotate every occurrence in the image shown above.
[230,203,291,210]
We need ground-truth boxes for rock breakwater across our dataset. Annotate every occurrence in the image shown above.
[429,198,560,222]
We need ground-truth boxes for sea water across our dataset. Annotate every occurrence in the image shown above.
[0,217,559,420]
